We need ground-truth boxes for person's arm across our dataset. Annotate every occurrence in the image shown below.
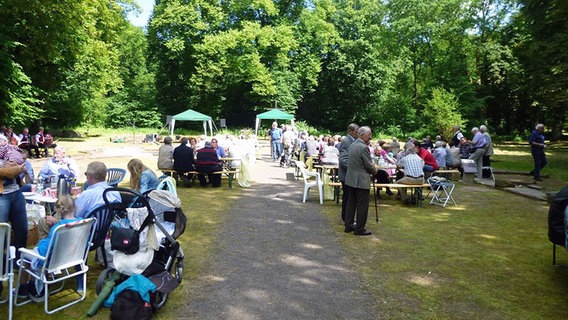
[339,140,349,169]
[0,164,25,179]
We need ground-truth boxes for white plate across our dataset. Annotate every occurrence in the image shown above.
[22,192,37,197]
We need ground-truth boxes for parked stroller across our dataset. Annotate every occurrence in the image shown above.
[88,187,186,315]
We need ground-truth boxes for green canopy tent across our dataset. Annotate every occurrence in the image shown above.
[170,109,213,137]
[254,109,295,135]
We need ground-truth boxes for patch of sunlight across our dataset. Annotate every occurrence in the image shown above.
[494,149,527,156]
[281,254,319,267]
[407,273,440,288]
[243,289,270,301]
[291,276,319,285]
[478,234,498,240]
[301,243,323,249]
[274,219,293,224]
[205,275,226,282]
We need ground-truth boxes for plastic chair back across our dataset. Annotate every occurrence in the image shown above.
[85,205,116,268]
[106,168,126,187]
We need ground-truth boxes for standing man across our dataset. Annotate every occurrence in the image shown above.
[480,125,494,178]
[269,122,283,162]
[529,123,547,181]
[338,123,359,223]
[451,125,464,147]
[344,126,377,236]
[468,127,487,180]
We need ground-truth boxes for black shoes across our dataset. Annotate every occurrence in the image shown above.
[344,223,356,233]
[354,229,372,236]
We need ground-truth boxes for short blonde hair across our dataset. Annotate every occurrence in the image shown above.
[55,194,76,218]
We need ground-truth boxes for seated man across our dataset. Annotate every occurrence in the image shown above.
[396,147,425,204]
[75,161,120,218]
[195,141,222,187]
[173,137,195,187]
[413,140,438,173]
[38,146,79,185]
[157,136,174,172]
[18,127,40,158]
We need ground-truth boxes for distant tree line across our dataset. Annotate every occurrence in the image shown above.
[0,0,566,139]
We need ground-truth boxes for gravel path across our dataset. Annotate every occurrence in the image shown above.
[182,148,380,319]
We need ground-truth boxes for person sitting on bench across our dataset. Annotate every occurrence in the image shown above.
[396,146,425,204]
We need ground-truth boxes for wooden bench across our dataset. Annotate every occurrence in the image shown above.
[373,183,430,207]
[432,169,460,180]
[161,169,240,188]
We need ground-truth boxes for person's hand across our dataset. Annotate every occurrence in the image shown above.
[44,215,57,226]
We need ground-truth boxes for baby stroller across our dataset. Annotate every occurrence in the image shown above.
[89,187,186,315]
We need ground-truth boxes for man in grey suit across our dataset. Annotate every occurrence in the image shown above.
[345,126,377,236]
[338,123,359,223]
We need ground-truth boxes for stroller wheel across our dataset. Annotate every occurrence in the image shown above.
[155,255,184,310]
[96,268,117,295]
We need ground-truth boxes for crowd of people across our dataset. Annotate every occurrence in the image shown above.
[158,134,254,188]
[0,126,57,159]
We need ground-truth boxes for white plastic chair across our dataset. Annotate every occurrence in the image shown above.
[427,177,456,207]
[0,223,16,320]
[294,160,323,204]
[15,218,96,314]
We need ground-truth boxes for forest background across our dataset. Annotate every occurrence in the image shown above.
[0,0,566,140]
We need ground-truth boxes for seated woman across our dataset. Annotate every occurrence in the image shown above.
[38,146,79,185]
[127,159,160,194]
[320,139,339,165]
[157,136,174,172]
[373,143,396,197]
[17,195,82,301]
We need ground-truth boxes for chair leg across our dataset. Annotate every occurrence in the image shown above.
[303,186,308,203]
[318,184,323,204]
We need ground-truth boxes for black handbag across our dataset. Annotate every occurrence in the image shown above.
[110,226,140,255]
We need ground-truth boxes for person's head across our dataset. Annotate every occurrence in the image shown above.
[392,137,398,142]
[204,141,212,148]
[435,141,443,148]
[55,194,76,219]
[189,137,197,145]
[357,126,372,144]
[460,137,467,145]
[128,159,151,191]
[164,136,173,145]
[211,138,219,148]
[412,140,422,151]
[180,137,189,145]
[479,125,487,133]
[453,125,460,132]
[38,126,44,133]
[53,146,66,162]
[22,128,29,135]
[406,147,416,155]
[347,123,360,138]
[272,121,278,129]
[471,127,479,134]
[327,138,335,146]
[435,135,441,141]
[374,145,382,155]
[85,161,107,184]
[536,123,544,133]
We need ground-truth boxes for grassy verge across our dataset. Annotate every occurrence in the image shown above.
[322,183,568,319]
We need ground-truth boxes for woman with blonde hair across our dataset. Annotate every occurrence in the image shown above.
[127,159,159,193]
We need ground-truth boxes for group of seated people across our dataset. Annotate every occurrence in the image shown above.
[0,125,57,159]
[158,135,242,188]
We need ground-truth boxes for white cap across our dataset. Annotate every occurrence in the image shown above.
[535,123,544,129]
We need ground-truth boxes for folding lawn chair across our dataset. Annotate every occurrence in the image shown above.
[428,177,456,207]
[0,223,16,320]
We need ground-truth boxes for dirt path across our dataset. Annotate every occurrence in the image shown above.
[182,148,379,319]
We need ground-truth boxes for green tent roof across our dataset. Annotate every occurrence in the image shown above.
[172,109,212,121]
[256,109,294,120]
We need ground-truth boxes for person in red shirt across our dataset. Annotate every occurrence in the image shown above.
[413,140,438,174]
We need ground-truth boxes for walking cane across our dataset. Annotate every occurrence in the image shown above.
[373,178,378,222]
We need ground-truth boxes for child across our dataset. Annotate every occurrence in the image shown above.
[17,195,81,302]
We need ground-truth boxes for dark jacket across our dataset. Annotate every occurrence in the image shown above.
[173,143,194,173]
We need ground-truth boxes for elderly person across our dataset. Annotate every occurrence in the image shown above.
[75,161,119,218]
[528,123,547,181]
[480,125,494,178]
[433,141,447,169]
[38,146,79,184]
[413,140,438,174]
[338,123,359,223]
[173,137,195,187]
[157,136,174,172]
[18,127,40,158]
[127,159,159,194]
[195,141,222,187]
[344,126,377,236]
[396,146,425,204]
[468,127,487,180]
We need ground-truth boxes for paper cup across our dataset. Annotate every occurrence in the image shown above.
[72,186,82,196]
[49,189,57,198]
[31,184,37,193]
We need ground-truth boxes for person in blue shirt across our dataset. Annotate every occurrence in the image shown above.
[269,122,283,161]
[528,123,547,181]
[211,138,226,158]
[127,159,160,194]
[75,161,120,218]
[18,195,82,301]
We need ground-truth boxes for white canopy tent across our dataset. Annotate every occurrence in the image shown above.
[254,109,295,135]
[170,109,213,137]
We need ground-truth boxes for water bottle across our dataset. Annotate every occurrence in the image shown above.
[57,174,69,197]
[37,174,44,194]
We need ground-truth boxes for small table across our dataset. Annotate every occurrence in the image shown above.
[23,192,57,215]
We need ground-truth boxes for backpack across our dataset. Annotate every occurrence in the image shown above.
[110,289,154,320]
